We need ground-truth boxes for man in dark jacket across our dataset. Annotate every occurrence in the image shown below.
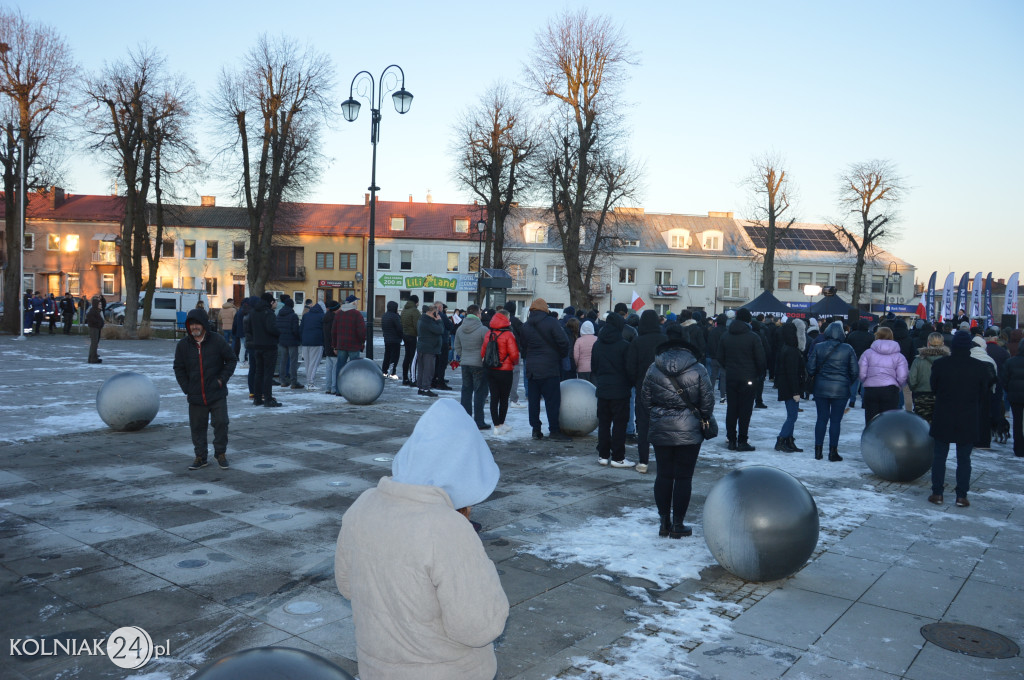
[845,320,873,407]
[85,295,104,363]
[929,331,994,506]
[625,310,667,472]
[380,300,403,379]
[707,314,728,404]
[276,296,302,388]
[416,304,443,397]
[432,303,455,391]
[593,313,634,467]
[174,308,237,470]
[1000,342,1024,457]
[400,296,421,385]
[61,293,76,334]
[322,300,341,394]
[717,308,766,451]
[677,310,706,363]
[521,298,570,440]
[247,293,282,407]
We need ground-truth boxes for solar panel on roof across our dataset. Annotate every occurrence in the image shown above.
[743,226,845,252]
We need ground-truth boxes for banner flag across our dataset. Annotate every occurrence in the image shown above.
[940,273,955,322]
[1005,272,1019,317]
[985,272,994,328]
[630,290,645,311]
[925,272,937,321]
[970,272,983,322]
[955,272,970,318]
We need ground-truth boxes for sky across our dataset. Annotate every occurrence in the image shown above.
[11,0,1024,285]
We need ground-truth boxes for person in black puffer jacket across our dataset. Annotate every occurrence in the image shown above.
[593,313,634,467]
[640,336,714,539]
[806,321,858,460]
[707,314,728,403]
[380,300,404,379]
[1000,342,1024,457]
[521,298,570,440]
[626,310,668,473]
[246,293,282,407]
[174,308,237,470]
[845,320,873,408]
[276,296,302,388]
[717,308,765,451]
[774,322,806,453]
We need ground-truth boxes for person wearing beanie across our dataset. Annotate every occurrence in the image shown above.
[907,332,949,423]
[521,297,571,440]
[246,293,282,407]
[928,330,994,507]
[592,312,635,468]
[275,295,302,389]
[806,321,858,461]
[336,400,509,680]
[298,300,326,390]
[322,299,342,395]
[716,306,765,451]
[333,294,368,389]
[503,301,526,407]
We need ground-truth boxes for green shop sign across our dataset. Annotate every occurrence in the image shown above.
[378,273,478,292]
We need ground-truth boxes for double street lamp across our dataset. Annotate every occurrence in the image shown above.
[340,65,412,360]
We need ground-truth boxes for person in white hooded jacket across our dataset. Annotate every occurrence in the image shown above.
[335,399,509,680]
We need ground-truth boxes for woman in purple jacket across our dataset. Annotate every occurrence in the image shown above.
[858,326,909,425]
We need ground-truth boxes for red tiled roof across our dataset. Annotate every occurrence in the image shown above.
[0,191,124,222]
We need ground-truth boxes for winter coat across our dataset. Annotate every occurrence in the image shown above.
[248,300,280,349]
[625,311,668,390]
[792,318,807,353]
[85,304,104,330]
[640,339,715,447]
[1008,329,1022,358]
[381,304,404,344]
[707,321,728,360]
[678,319,706,362]
[479,314,519,371]
[417,312,444,355]
[573,322,597,373]
[520,309,569,380]
[774,324,805,401]
[591,315,632,400]
[173,309,237,407]
[333,304,367,352]
[299,303,325,346]
[275,302,301,347]
[454,315,488,368]
[220,302,237,331]
[930,347,994,443]
[985,340,1011,375]
[717,320,766,384]
[888,319,915,367]
[806,321,859,399]
[907,346,949,394]
[858,339,909,388]
[1000,347,1024,403]
[322,304,338,356]
[845,324,874,358]
[401,300,421,336]
[969,337,998,391]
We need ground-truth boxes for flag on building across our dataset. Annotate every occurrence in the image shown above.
[1005,272,1020,317]
[631,290,645,311]
[940,273,955,322]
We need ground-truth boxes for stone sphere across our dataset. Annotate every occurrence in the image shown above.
[338,358,385,405]
[95,372,160,431]
[860,410,934,482]
[703,466,819,582]
[559,379,599,437]
[189,647,355,680]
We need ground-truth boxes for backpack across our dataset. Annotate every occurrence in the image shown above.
[483,330,503,368]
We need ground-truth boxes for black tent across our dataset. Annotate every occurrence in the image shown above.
[740,290,792,314]
[807,293,858,318]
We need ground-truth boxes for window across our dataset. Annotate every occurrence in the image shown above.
[316,252,335,269]
[815,272,830,288]
[377,250,391,270]
[160,276,173,288]
[47,234,60,251]
[182,276,194,289]
[24,233,34,250]
[293,291,305,306]
[777,271,792,290]
[390,216,406,231]
[206,240,218,259]
[162,239,175,257]
[723,272,740,297]
[183,240,196,258]
[454,218,469,233]
[702,231,722,250]
[655,269,673,286]
[446,291,458,303]
[547,264,564,283]
[468,256,480,273]
[101,273,115,295]
[871,275,885,294]
[400,250,413,271]
[532,227,547,243]
[155,297,176,310]
[339,253,358,269]
[508,264,525,286]
[447,252,459,272]
[23,273,34,293]
[798,272,813,291]
[67,273,80,295]
[423,291,435,303]
[688,270,705,287]
[654,303,672,315]
[64,235,79,252]
[618,267,636,284]
[232,241,245,260]
[204,277,218,296]
[888,276,901,294]
[835,273,849,292]
[618,238,640,247]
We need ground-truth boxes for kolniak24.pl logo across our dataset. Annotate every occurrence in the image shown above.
[10,626,169,669]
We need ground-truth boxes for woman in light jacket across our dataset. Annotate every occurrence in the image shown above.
[336,399,509,680]
[640,336,715,539]
[573,320,598,383]
[907,332,949,423]
[858,326,909,425]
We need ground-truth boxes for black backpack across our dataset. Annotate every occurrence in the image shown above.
[483,330,503,368]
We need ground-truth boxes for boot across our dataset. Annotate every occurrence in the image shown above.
[828,446,843,462]
[814,445,823,460]
[669,521,692,539]
[787,437,804,453]
[775,437,788,452]
[659,514,671,538]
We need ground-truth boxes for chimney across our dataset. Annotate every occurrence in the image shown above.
[426,189,433,204]
[708,211,734,219]
[50,186,65,209]
[409,194,413,203]
[998,278,1005,286]
[364,192,370,207]
[200,195,216,207]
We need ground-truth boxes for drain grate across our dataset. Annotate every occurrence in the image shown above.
[921,623,1020,659]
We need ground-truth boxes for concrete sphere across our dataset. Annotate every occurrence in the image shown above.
[703,466,819,582]
[95,372,160,431]
[559,379,599,437]
[338,358,385,405]
[860,410,934,482]
[190,647,355,680]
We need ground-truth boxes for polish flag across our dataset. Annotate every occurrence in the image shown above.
[631,290,645,311]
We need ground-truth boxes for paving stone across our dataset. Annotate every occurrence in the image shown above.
[787,551,887,601]
[687,632,802,678]
[904,639,1024,680]
[944,578,1024,639]
[732,586,853,650]
[783,652,902,679]
[970,546,1024,589]
[42,564,173,608]
[859,565,965,619]
[811,602,934,675]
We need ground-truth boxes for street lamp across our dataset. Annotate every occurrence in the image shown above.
[476,217,486,306]
[883,262,901,315]
[804,284,822,307]
[340,64,412,360]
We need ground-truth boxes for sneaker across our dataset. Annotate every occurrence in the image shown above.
[610,459,635,468]
[264,398,283,408]
[598,457,609,465]
[928,494,944,505]
[548,431,571,441]
[736,442,756,452]
[252,398,264,406]
[727,440,737,451]
[402,379,412,386]
[477,422,492,430]
[492,424,504,435]
[635,463,648,474]
[719,397,727,404]
[215,453,229,470]
[188,457,208,471]
[754,402,768,409]
[418,389,439,397]
[955,496,970,508]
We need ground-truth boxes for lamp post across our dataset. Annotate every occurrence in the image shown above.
[883,262,901,316]
[14,131,26,340]
[476,217,486,306]
[340,65,412,360]
[804,284,822,308]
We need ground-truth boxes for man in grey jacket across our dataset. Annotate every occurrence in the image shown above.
[454,304,490,429]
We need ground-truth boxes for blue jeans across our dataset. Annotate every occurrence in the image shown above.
[461,365,489,425]
[779,399,799,438]
[849,378,862,406]
[324,356,338,393]
[222,329,233,346]
[814,396,847,448]
[626,387,636,435]
[932,440,972,497]
[334,350,362,387]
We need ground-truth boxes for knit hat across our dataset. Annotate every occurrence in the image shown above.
[260,292,275,304]
[530,298,549,313]
[725,309,736,320]
[580,320,595,335]
[951,330,973,350]
[735,308,752,323]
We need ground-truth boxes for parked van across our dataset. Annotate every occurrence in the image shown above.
[135,288,210,323]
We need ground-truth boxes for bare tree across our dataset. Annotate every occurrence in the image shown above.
[210,34,333,295]
[84,47,197,333]
[743,151,797,293]
[453,82,539,271]
[830,159,906,309]
[0,8,76,333]
[525,9,643,308]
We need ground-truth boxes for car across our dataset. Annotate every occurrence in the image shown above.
[104,302,126,324]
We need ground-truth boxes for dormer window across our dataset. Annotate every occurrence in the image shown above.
[665,229,691,249]
[702,230,723,250]
[454,218,469,233]
[522,222,548,244]
[390,216,406,231]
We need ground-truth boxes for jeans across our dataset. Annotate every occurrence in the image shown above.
[779,399,799,438]
[402,335,417,381]
[510,361,522,403]
[849,378,862,406]
[863,385,900,424]
[222,329,234,347]
[654,443,701,522]
[635,398,651,465]
[188,398,229,459]
[277,345,299,385]
[334,349,362,387]
[488,369,514,426]
[725,380,755,442]
[626,387,636,435]
[253,347,278,401]
[932,439,973,497]
[323,355,338,393]
[710,360,726,399]
[597,397,629,462]
[814,396,847,448]
[461,365,490,425]
[527,374,562,434]
[382,341,402,376]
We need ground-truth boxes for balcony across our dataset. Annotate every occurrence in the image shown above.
[92,251,119,264]
[508,278,533,294]
[717,287,750,301]
[651,285,680,299]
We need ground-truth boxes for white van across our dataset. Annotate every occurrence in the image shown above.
[137,288,210,323]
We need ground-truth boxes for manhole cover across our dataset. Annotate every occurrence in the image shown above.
[176,559,208,569]
[190,489,209,495]
[921,623,1020,659]
[328,481,350,487]
[284,601,323,615]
